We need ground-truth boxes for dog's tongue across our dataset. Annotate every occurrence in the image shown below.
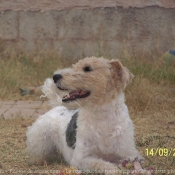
[69,90,81,97]
[69,90,88,96]
[62,90,89,102]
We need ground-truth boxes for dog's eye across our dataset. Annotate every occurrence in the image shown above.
[83,66,92,72]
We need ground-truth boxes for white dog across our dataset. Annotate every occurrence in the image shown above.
[26,57,145,174]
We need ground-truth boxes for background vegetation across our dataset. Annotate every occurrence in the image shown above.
[0,48,175,174]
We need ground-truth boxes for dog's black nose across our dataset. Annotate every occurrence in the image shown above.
[53,74,62,83]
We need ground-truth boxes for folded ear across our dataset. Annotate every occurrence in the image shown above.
[110,59,134,89]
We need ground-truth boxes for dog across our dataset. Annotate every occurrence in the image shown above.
[26,57,145,174]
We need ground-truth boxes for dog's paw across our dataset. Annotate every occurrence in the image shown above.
[120,159,154,175]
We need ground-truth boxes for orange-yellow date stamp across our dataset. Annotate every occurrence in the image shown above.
[146,148,175,156]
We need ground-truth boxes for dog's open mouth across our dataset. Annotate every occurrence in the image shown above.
[62,90,90,102]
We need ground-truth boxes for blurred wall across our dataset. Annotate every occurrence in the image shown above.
[0,0,175,58]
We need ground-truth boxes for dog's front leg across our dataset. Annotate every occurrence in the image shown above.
[70,147,122,175]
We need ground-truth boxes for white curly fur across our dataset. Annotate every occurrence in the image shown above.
[26,57,144,175]
[40,78,62,107]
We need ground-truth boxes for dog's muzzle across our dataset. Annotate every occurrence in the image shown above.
[53,74,90,102]
[53,74,67,90]
[53,74,62,83]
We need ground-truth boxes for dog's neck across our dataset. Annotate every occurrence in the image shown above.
[80,92,127,120]
[98,92,125,111]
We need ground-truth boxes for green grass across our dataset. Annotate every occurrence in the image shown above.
[122,55,175,83]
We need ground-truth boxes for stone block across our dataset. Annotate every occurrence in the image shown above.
[0,11,18,40]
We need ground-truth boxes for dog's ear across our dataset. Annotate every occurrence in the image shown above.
[110,59,134,89]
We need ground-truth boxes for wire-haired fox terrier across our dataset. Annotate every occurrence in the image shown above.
[26,57,145,174]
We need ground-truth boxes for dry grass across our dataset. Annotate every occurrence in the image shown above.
[0,50,75,100]
[0,50,175,174]
[0,118,80,175]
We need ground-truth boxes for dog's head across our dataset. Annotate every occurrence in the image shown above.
[43,57,134,108]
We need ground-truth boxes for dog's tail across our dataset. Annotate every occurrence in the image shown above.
[40,78,62,107]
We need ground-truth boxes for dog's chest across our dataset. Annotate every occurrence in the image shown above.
[80,108,130,155]
[90,120,121,154]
